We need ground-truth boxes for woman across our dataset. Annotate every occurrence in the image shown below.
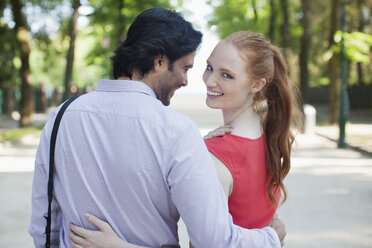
[69,31,298,247]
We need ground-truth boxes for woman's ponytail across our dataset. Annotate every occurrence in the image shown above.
[263,46,296,205]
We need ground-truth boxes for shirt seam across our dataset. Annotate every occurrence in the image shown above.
[63,109,180,130]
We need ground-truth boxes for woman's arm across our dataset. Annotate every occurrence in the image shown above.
[204,125,234,198]
[204,126,234,198]
[69,214,148,248]
[210,153,233,199]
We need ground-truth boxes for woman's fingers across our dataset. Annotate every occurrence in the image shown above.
[70,223,93,238]
[69,238,84,248]
[85,213,110,232]
[221,126,233,133]
[69,228,86,247]
[204,126,233,140]
[212,126,233,135]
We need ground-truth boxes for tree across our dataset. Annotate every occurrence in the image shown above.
[207,0,277,38]
[117,0,126,43]
[352,0,372,85]
[64,0,81,100]
[356,0,365,84]
[327,31,372,65]
[10,0,34,127]
[328,0,340,124]
[268,0,276,43]
[280,0,289,59]
[299,0,311,104]
[0,2,17,114]
[325,29,372,123]
[251,0,258,24]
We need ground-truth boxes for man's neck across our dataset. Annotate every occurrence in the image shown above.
[118,74,154,91]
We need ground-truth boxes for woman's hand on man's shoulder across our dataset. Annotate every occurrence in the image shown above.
[203,126,233,140]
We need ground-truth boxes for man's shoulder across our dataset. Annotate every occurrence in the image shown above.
[156,105,197,131]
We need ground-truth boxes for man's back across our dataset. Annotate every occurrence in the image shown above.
[30,80,208,247]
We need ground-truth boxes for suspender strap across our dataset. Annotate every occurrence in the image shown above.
[45,95,79,248]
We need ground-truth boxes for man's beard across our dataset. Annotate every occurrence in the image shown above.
[158,84,173,106]
[156,70,176,106]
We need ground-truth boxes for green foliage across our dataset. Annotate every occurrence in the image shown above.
[206,0,304,49]
[30,29,67,87]
[0,0,68,90]
[0,21,18,88]
[3,0,175,93]
[73,30,107,88]
[324,31,372,65]
[207,0,270,38]
[207,0,372,88]
[0,125,43,143]
[336,31,372,64]
[314,77,330,86]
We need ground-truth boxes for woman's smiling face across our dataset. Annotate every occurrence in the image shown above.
[203,41,256,113]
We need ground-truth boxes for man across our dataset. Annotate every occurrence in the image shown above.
[29,8,284,248]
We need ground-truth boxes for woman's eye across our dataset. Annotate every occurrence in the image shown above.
[206,65,213,71]
[222,72,233,79]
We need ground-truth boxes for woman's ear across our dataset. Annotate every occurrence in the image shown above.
[252,78,266,93]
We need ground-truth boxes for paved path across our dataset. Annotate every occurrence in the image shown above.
[0,135,37,247]
[278,134,372,248]
[1,94,372,247]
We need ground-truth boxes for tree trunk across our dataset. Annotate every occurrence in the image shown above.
[328,0,339,47]
[54,87,62,106]
[299,0,311,104]
[357,0,365,85]
[2,86,14,115]
[35,84,47,113]
[118,0,125,43]
[0,0,6,17]
[328,0,340,124]
[10,0,33,127]
[268,0,275,43]
[329,54,340,124]
[251,0,258,23]
[280,0,289,59]
[64,0,80,101]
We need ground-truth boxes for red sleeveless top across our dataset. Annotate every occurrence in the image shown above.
[205,134,279,229]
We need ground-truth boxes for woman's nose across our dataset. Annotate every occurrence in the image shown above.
[203,73,217,87]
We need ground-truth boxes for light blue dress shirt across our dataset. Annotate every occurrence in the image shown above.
[29,80,280,248]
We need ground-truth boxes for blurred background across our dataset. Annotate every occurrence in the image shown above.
[1,0,372,247]
[0,0,371,128]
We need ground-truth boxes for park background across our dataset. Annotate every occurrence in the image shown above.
[1,0,372,247]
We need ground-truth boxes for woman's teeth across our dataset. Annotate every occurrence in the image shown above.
[207,90,224,96]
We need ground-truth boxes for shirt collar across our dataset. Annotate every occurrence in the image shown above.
[95,79,156,98]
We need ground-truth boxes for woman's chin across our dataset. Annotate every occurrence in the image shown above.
[205,99,221,109]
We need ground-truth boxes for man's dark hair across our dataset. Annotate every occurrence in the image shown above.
[111,8,202,79]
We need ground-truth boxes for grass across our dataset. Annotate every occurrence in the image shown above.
[0,125,44,143]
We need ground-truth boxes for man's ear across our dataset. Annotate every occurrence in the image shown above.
[252,78,266,93]
[153,55,167,72]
